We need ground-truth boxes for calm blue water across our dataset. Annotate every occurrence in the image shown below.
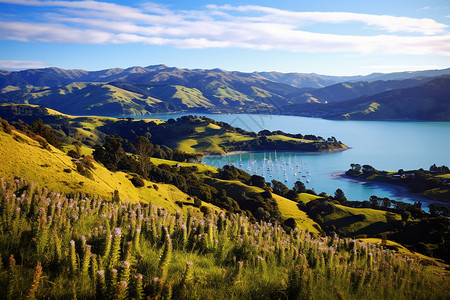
[134,113,450,208]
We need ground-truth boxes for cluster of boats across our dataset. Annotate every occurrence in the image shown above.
[227,151,312,185]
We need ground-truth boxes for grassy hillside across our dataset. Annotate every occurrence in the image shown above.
[164,123,254,154]
[0,116,320,233]
[0,83,167,116]
[322,204,401,236]
[0,127,199,213]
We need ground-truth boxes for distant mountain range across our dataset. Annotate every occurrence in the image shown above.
[1,65,449,121]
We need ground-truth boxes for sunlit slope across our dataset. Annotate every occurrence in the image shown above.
[165,123,254,154]
[203,177,321,233]
[359,238,448,267]
[0,128,192,212]
[0,82,165,116]
[322,204,402,236]
[148,85,214,108]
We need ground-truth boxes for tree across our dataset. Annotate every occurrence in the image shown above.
[271,180,289,197]
[362,164,376,176]
[350,163,361,174]
[294,181,306,193]
[401,211,411,222]
[250,175,266,188]
[135,136,153,178]
[93,135,126,171]
[334,189,347,204]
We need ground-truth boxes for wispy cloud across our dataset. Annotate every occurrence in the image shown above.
[0,1,449,55]
[0,60,49,70]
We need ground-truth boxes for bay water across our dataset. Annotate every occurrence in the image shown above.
[135,113,450,208]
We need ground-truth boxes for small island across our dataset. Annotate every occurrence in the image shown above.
[346,163,450,204]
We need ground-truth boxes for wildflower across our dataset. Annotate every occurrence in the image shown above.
[114,228,122,237]
[121,261,130,268]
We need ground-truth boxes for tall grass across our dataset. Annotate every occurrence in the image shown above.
[0,177,448,299]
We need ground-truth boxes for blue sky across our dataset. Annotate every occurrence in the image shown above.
[0,0,449,75]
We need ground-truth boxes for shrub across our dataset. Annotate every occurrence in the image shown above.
[0,118,13,134]
[76,163,92,179]
[200,206,211,215]
[193,197,202,208]
[67,150,79,159]
[357,214,367,221]
[63,168,72,173]
[131,176,145,188]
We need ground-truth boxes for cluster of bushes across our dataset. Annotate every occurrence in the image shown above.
[0,178,448,299]
[429,164,450,174]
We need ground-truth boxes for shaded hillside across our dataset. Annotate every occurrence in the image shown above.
[326,76,450,121]
[289,77,434,104]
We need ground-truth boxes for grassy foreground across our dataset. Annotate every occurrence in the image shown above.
[0,178,448,299]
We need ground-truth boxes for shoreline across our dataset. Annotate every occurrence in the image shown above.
[203,146,350,157]
[333,172,450,207]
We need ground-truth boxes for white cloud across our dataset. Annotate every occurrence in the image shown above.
[0,60,49,70]
[0,1,449,55]
[209,5,447,35]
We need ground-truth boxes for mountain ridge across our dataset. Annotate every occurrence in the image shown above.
[1,64,449,121]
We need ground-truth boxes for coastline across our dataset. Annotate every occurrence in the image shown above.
[203,145,350,157]
[333,172,450,207]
